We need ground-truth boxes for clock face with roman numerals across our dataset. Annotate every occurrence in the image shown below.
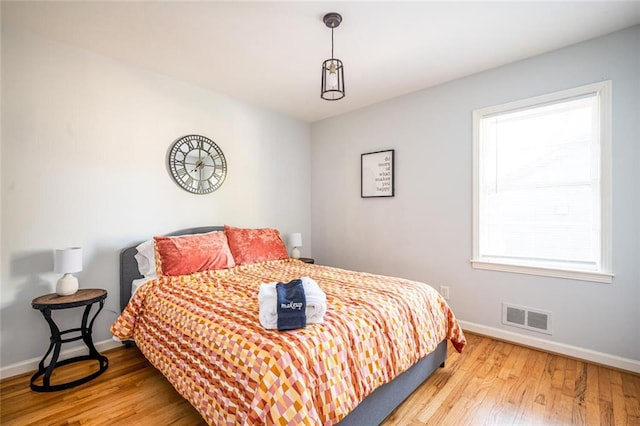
[168,135,227,194]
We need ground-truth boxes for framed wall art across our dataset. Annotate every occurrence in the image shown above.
[361,149,394,198]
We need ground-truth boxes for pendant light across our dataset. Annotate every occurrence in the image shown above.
[321,12,345,101]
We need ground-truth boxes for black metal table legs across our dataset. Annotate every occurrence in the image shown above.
[30,300,109,392]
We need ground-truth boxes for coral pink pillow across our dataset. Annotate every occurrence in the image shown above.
[154,232,235,276]
[224,225,289,266]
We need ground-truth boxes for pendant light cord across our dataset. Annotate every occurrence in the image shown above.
[331,27,335,60]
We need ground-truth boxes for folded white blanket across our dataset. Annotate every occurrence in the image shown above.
[258,277,327,330]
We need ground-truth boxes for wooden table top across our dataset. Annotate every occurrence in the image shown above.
[32,289,107,310]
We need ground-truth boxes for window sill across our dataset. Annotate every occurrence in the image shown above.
[470,260,613,283]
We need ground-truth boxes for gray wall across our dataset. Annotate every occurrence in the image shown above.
[311,26,640,362]
[1,27,311,369]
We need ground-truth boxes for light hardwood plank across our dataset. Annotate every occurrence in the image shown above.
[584,363,601,425]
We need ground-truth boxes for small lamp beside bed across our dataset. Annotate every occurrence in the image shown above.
[54,247,82,296]
[289,233,302,259]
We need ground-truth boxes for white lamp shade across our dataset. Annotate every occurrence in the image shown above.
[54,247,83,274]
[289,233,302,248]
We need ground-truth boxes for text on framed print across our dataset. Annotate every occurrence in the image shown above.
[361,149,394,198]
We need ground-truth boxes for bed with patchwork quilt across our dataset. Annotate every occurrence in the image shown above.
[112,226,466,425]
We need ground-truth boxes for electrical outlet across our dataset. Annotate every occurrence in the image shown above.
[440,286,450,300]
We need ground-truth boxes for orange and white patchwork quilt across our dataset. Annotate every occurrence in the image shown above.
[111,259,466,425]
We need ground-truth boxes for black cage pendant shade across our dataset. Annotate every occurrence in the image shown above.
[321,12,345,101]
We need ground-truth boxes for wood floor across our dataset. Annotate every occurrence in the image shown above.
[1,332,638,425]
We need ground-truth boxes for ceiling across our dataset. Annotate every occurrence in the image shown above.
[3,1,640,123]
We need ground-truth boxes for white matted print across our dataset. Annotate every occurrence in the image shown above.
[361,149,394,198]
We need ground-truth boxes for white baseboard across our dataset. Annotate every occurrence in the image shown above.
[0,338,122,380]
[459,320,640,374]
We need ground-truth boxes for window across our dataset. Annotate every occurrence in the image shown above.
[472,81,612,283]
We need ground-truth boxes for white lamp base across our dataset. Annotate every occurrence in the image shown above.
[56,273,79,296]
[291,247,301,259]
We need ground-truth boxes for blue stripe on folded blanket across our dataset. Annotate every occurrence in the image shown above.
[276,279,306,331]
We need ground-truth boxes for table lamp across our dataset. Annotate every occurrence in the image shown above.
[289,233,302,259]
[54,247,82,296]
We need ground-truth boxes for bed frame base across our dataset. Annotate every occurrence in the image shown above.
[338,339,447,425]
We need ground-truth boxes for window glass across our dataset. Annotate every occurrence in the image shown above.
[472,82,612,282]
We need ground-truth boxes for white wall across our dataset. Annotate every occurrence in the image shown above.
[1,27,311,368]
[311,26,640,365]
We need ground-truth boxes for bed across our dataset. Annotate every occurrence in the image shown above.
[112,226,466,425]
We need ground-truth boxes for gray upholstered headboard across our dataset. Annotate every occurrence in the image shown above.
[119,226,225,311]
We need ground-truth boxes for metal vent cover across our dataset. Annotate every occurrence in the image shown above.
[506,306,526,325]
[527,311,549,330]
[502,303,552,335]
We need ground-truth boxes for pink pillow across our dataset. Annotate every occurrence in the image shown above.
[224,225,289,265]
[154,232,235,276]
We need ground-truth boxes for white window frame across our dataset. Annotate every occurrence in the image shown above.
[472,81,613,283]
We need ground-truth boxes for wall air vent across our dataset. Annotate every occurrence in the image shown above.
[502,303,552,335]
[505,306,526,325]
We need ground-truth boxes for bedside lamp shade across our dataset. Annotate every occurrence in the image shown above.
[54,247,82,296]
[289,233,302,259]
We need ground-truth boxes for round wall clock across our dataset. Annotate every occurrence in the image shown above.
[168,135,227,194]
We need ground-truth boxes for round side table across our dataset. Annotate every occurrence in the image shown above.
[30,288,109,392]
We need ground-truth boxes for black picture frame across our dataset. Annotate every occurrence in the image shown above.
[361,149,395,198]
